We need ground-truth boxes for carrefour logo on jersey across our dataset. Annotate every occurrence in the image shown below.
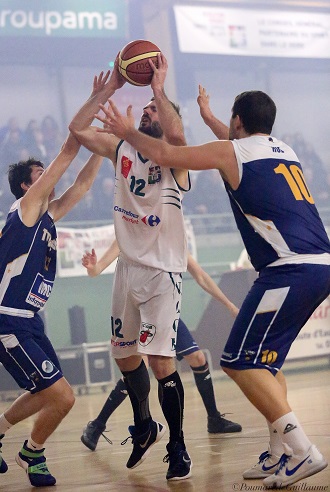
[142,215,161,227]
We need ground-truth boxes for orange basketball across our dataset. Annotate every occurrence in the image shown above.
[118,39,161,86]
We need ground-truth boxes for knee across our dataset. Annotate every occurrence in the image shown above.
[187,350,206,368]
[63,386,75,413]
[51,380,75,416]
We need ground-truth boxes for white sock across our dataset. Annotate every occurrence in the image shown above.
[0,414,13,435]
[272,412,312,456]
[27,438,44,451]
[267,420,284,457]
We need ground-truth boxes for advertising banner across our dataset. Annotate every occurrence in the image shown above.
[0,0,127,38]
[57,224,116,277]
[174,5,330,59]
[287,296,330,359]
[57,220,197,278]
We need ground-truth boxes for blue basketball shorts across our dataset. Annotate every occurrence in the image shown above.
[175,319,200,361]
[220,263,330,375]
[0,313,63,393]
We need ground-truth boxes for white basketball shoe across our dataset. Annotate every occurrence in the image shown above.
[263,444,328,488]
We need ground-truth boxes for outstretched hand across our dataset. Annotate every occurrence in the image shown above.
[91,71,111,97]
[95,100,135,140]
[197,85,212,120]
[90,55,126,98]
[82,248,97,271]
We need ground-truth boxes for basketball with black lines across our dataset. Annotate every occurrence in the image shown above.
[118,39,161,86]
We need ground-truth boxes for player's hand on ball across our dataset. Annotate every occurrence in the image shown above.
[109,53,127,90]
[95,100,135,140]
[150,53,168,92]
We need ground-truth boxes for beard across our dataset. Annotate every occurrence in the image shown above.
[138,120,163,139]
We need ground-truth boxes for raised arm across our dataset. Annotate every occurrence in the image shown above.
[82,238,120,277]
[20,132,81,227]
[149,54,188,188]
[150,54,186,146]
[187,253,239,318]
[49,153,104,222]
[69,60,126,162]
[95,100,238,188]
[197,85,229,140]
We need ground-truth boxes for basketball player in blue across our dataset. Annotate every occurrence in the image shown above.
[95,80,330,488]
[78,238,241,451]
[0,130,104,487]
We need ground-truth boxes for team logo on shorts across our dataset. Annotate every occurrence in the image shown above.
[244,349,255,361]
[42,360,54,373]
[139,323,156,347]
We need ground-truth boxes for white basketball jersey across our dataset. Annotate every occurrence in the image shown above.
[114,141,188,272]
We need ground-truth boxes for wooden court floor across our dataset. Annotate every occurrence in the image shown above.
[0,366,329,491]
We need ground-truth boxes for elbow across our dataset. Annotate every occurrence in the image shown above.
[69,122,79,137]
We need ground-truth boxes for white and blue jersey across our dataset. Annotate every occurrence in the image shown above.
[221,136,330,374]
[114,141,190,273]
[0,200,62,392]
[225,136,330,271]
[0,200,57,324]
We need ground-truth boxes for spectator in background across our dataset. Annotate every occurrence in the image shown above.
[0,129,26,167]
[0,117,23,146]
[41,115,63,162]
[26,129,48,164]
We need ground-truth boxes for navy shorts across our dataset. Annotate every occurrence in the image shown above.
[0,313,63,393]
[221,263,330,375]
[175,319,200,361]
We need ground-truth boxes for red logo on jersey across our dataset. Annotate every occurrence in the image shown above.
[121,156,132,178]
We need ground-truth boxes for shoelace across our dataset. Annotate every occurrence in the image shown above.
[258,450,271,463]
[100,431,112,446]
[163,454,169,464]
[121,435,132,446]
[275,453,291,475]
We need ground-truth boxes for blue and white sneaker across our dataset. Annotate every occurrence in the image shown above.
[263,444,328,488]
[0,434,8,474]
[121,420,166,469]
[243,448,281,479]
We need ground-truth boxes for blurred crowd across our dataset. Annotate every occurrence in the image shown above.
[1,116,329,222]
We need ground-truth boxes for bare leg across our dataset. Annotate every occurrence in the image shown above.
[223,367,291,422]
[5,377,75,444]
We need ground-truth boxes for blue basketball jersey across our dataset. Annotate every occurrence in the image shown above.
[0,200,57,325]
[225,136,330,271]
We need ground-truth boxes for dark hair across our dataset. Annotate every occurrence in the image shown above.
[232,91,276,134]
[8,158,44,199]
[150,96,182,118]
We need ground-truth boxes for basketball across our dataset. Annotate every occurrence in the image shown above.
[118,39,161,86]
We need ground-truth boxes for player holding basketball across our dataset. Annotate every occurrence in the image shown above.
[0,132,104,487]
[79,238,241,451]
[95,86,330,488]
[69,53,192,480]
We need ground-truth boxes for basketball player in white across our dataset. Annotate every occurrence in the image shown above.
[69,53,192,481]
